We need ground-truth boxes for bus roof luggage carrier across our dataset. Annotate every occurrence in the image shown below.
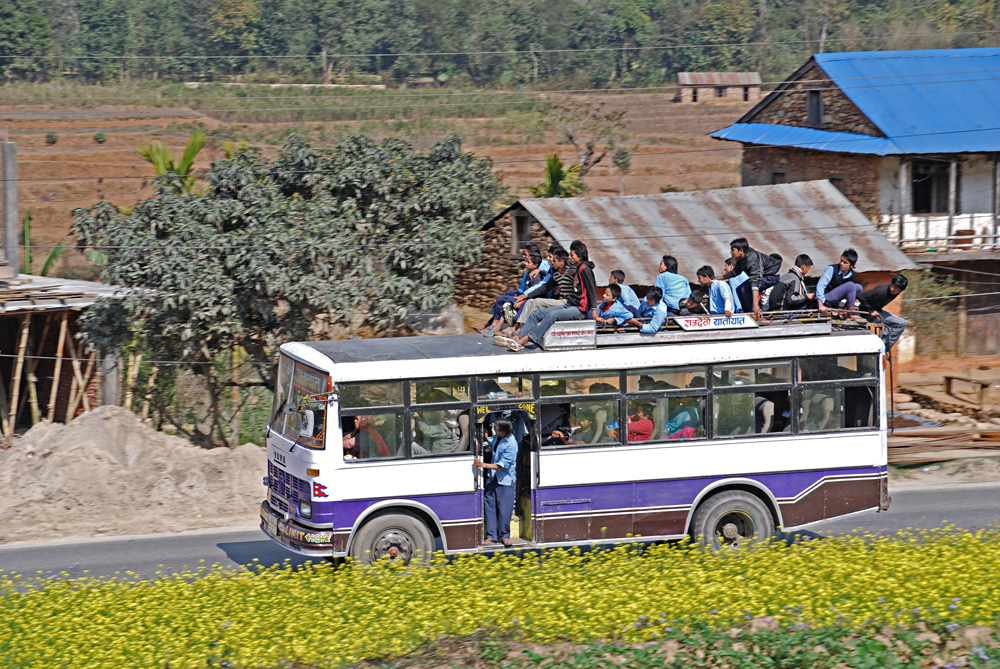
[541,310,880,351]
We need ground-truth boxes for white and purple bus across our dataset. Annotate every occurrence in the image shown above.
[260,316,889,563]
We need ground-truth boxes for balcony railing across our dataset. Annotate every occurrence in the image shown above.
[881,213,1000,252]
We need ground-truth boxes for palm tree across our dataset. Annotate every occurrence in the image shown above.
[527,154,584,198]
[137,131,206,193]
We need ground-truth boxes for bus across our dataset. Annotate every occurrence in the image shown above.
[260,314,889,563]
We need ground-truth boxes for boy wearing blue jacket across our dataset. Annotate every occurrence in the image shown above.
[595,285,634,325]
[654,255,692,313]
[626,287,668,333]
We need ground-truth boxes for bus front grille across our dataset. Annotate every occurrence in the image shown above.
[268,461,311,506]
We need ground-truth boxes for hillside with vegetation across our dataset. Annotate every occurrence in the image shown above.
[2,0,999,87]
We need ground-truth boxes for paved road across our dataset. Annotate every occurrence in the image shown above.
[2,483,999,582]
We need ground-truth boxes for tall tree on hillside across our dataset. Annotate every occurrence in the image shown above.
[72,134,504,446]
[681,0,756,72]
[0,0,53,81]
[552,100,629,194]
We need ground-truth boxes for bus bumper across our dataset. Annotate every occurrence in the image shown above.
[259,501,344,557]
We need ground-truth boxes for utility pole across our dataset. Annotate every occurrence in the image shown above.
[1,132,19,280]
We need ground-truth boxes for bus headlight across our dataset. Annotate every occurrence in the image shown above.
[298,499,312,519]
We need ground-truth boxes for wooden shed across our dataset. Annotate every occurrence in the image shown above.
[677,72,762,103]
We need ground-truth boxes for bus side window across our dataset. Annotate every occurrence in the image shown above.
[343,412,404,460]
[540,399,619,448]
[412,408,471,456]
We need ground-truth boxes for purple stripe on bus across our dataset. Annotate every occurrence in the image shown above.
[534,466,884,514]
[332,491,480,530]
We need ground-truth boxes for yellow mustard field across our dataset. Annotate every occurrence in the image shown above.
[3,528,1000,669]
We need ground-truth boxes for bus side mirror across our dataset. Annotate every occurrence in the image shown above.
[299,410,315,437]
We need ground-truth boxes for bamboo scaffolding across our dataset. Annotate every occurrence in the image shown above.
[123,351,143,411]
[7,316,30,431]
[47,312,68,422]
[64,349,95,422]
[0,368,10,437]
[22,314,51,426]
[140,365,158,421]
[63,336,92,420]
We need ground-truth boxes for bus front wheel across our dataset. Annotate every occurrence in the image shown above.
[691,491,775,550]
[349,511,434,566]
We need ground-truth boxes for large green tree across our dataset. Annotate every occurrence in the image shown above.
[72,134,504,446]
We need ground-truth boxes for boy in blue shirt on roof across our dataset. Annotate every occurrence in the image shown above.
[595,285,634,326]
[626,287,668,333]
[609,269,641,316]
[816,248,863,316]
[654,255,692,314]
[695,265,736,316]
[724,257,748,313]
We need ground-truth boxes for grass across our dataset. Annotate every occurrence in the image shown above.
[3,528,1000,668]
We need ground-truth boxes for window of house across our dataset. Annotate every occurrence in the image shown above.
[743,86,750,102]
[770,170,788,185]
[911,160,954,214]
[692,88,698,102]
[511,214,532,256]
[716,87,726,98]
[828,177,845,194]
[806,89,824,127]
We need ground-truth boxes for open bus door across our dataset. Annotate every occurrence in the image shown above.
[475,404,537,544]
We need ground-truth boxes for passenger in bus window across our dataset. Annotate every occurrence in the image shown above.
[625,287,667,333]
[342,416,360,459]
[627,403,655,442]
[596,285,633,326]
[474,418,518,546]
[609,270,641,316]
[666,397,702,440]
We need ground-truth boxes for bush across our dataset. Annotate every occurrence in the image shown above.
[94,132,107,144]
[3,528,1000,668]
[44,132,56,145]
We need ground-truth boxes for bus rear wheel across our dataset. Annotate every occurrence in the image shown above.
[691,490,775,550]
[349,511,434,566]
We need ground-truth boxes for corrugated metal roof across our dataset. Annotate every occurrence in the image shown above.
[711,123,898,154]
[0,275,122,314]
[515,181,918,286]
[712,48,1000,154]
[678,72,762,87]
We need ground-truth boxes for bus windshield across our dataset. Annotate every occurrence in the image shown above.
[271,354,330,449]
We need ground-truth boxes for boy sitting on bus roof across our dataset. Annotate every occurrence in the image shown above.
[625,287,668,334]
[696,265,736,316]
[654,255,692,314]
[682,290,709,316]
[609,269,641,316]
[724,257,748,312]
[722,237,782,319]
[767,254,815,313]
[595,285,634,326]
[816,248,863,317]
[474,246,547,335]
[509,248,573,333]
[499,240,599,352]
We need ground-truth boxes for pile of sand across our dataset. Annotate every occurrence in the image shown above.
[889,456,1000,490]
[0,406,265,544]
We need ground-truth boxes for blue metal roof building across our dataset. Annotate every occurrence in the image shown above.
[711,48,1000,155]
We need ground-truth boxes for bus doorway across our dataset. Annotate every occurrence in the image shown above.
[475,405,537,544]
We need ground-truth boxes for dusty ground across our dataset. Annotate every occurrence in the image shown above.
[2,97,749,277]
[0,406,264,545]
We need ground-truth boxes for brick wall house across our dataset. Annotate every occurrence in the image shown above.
[711,48,1000,358]
[677,72,762,103]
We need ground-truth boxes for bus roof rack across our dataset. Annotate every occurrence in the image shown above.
[541,310,880,351]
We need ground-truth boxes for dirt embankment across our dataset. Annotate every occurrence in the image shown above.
[0,406,265,545]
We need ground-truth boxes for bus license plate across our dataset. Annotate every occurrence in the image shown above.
[263,511,278,538]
